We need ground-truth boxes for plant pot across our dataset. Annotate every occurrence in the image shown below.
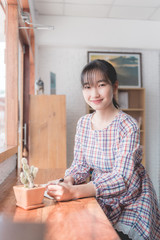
[13,185,45,210]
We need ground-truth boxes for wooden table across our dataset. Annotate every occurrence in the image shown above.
[0,168,120,240]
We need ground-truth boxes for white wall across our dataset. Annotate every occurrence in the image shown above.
[35,16,160,200]
[35,16,160,49]
[37,47,87,167]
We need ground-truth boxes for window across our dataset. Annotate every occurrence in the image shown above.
[0,0,35,165]
[0,3,6,148]
[0,0,18,161]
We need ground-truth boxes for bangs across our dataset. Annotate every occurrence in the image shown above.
[81,69,110,87]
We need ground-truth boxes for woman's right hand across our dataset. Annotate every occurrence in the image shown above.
[46,176,75,187]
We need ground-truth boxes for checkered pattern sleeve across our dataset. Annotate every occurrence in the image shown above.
[65,118,90,184]
[93,127,142,199]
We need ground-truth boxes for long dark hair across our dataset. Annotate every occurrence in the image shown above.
[81,59,119,109]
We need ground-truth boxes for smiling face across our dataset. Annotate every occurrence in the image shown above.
[82,70,117,112]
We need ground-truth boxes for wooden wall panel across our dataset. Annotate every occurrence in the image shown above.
[18,42,24,167]
[29,95,66,169]
[23,45,30,150]
[29,37,35,95]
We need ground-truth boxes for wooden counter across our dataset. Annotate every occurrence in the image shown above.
[0,168,120,240]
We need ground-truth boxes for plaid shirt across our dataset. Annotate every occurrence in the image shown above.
[65,111,160,240]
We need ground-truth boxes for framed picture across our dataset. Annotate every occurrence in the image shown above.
[88,51,142,88]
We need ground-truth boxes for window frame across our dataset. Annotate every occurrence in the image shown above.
[0,0,35,163]
[0,2,6,149]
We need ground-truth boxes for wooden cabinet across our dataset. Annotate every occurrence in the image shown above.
[87,88,145,166]
[29,95,66,169]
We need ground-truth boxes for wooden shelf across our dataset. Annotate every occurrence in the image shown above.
[140,130,144,133]
[118,88,145,166]
[121,108,144,111]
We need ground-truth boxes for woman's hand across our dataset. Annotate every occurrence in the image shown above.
[46,180,96,202]
[46,176,75,187]
[47,182,74,201]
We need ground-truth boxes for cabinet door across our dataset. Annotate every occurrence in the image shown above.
[29,95,66,169]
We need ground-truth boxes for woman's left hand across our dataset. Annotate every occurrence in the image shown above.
[47,182,74,201]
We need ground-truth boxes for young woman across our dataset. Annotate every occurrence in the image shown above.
[46,60,160,240]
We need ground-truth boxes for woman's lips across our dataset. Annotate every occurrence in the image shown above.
[91,99,103,104]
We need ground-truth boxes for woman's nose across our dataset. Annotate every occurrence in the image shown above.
[91,87,100,98]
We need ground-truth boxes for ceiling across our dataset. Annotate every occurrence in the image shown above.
[33,0,160,22]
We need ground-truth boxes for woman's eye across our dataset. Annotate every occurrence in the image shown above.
[84,85,90,89]
[99,83,106,87]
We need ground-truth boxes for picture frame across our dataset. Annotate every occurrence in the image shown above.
[88,51,142,88]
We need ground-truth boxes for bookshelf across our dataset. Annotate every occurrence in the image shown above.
[118,88,145,166]
[87,88,145,166]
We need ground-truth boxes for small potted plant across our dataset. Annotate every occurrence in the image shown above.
[13,158,45,210]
